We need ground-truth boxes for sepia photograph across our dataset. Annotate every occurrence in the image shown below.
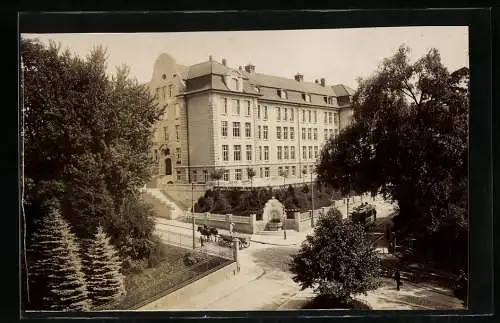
[20,26,469,312]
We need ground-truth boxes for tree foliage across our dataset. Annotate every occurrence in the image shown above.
[290,209,381,304]
[316,46,468,269]
[21,38,163,263]
[82,226,126,308]
[27,208,90,311]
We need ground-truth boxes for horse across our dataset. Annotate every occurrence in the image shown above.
[197,226,212,242]
[209,227,219,242]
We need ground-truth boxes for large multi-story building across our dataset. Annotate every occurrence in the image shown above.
[148,53,354,185]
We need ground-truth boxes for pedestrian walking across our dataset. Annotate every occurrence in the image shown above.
[229,222,234,236]
[393,269,402,291]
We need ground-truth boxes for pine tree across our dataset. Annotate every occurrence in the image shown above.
[82,226,126,308]
[28,208,90,311]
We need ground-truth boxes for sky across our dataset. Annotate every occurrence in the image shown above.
[23,27,468,89]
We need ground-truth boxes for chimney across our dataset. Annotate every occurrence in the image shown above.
[209,55,213,61]
[294,73,304,82]
[245,64,255,74]
[314,79,319,84]
[222,58,227,66]
[320,78,326,87]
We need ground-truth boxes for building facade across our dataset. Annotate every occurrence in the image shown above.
[148,53,355,186]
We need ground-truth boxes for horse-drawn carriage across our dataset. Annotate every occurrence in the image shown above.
[217,233,250,249]
[197,225,250,250]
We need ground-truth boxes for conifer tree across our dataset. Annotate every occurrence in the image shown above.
[82,226,126,308]
[28,207,90,311]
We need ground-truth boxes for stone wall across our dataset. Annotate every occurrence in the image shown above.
[138,261,238,310]
[183,212,257,234]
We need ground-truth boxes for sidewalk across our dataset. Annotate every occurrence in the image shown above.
[155,217,311,247]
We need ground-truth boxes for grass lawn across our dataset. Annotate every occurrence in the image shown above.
[105,244,231,310]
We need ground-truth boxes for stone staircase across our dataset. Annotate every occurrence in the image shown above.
[140,188,184,220]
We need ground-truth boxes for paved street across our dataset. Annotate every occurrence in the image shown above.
[151,219,464,310]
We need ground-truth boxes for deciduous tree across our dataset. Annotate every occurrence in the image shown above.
[290,209,381,305]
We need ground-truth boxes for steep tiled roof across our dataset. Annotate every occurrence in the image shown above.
[332,84,356,97]
[176,58,355,100]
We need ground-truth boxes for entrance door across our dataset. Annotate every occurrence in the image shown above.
[165,158,172,175]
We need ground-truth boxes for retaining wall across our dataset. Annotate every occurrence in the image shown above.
[138,261,239,310]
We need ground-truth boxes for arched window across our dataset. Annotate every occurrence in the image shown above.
[165,158,172,175]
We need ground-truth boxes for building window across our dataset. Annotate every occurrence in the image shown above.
[155,87,160,99]
[276,126,282,140]
[232,99,240,115]
[284,146,289,160]
[328,112,333,124]
[192,170,197,183]
[258,125,261,139]
[310,165,314,174]
[329,129,333,138]
[291,146,295,160]
[175,125,180,141]
[314,111,317,123]
[290,127,295,140]
[324,129,328,140]
[246,145,252,161]
[259,146,262,160]
[233,122,241,137]
[222,145,229,161]
[307,128,312,140]
[283,127,288,140]
[302,93,311,102]
[204,170,209,182]
[245,122,252,137]
[235,169,242,181]
[264,106,268,120]
[324,111,328,124]
[290,108,294,121]
[264,167,270,178]
[313,128,318,140]
[302,146,307,159]
[162,86,166,100]
[303,166,308,174]
[302,110,306,122]
[277,146,282,160]
[163,127,168,141]
[221,121,228,137]
[154,149,158,161]
[245,101,251,116]
[263,126,268,140]
[234,145,241,161]
[308,110,312,123]
[277,107,281,121]
[176,170,183,181]
[257,105,261,119]
[223,169,229,181]
[277,89,287,99]
[169,84,173,97]
[285,166,290,175]
[264,146,269,161]
[292,166,296,176]
[259,168,263,178]
[334,112,339,126]
[308,146,313,159]
[284,108,288,121]
[176,148,181,164]
[232,78,239,90]
[314,146,319,158]
[278,166,283,174]
[302,128,306,140]
[222,98,228,114]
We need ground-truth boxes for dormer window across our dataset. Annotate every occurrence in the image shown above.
[254,86,260,93]
[302,93,311,102]
[232,78,238,90]
[277,89,287,99]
